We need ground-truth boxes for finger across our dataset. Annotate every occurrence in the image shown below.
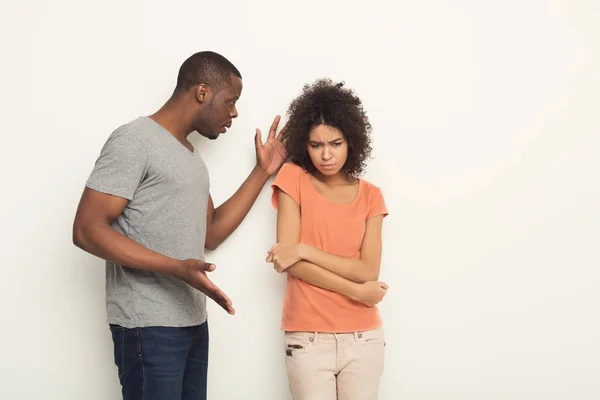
[214,289,232,306]
[267,243,279,254]
[268,115,281,139]
[215,292,235,315]
[276,123,288,142]
[204,263,216,272]
[211,288,233,307]
[266,254,273,263]
[197,275,221,295]
[277,145,287,159]
[380,282,389,290]
[255,128,262,148]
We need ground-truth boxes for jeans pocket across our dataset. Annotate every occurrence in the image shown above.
[110,327,125,381]
[362,328,386,348]
[284,334,310,356]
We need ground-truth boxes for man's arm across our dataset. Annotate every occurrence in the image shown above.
[205,166,269,250]
[205,116,287,250]
[73,188,181,273]
[73,187,234,314]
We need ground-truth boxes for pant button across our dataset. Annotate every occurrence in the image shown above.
[309,338,314,342]
[358,334,362,338]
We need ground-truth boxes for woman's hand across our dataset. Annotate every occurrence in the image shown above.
[351,281,389,306]
[266,242,303,273]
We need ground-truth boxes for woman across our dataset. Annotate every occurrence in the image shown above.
[267,79,389,400]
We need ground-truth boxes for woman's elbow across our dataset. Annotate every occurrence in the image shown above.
[361,265,380,282]
[285,264,301,278]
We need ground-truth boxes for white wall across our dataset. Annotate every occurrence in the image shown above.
[1,0,599,399]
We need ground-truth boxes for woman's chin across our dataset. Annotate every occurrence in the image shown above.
[316,167,341,177]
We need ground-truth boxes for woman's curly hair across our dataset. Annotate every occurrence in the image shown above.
[283,79,372,180]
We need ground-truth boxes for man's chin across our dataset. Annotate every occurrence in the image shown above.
[198,131,220,140]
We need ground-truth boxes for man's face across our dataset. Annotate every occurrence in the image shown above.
[194,74,242,140]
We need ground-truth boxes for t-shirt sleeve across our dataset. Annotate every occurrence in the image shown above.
[85,131,149,201]
[367,185,388,219]
[271,162,301,209]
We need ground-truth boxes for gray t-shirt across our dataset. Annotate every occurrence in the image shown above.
[86,116,209,328]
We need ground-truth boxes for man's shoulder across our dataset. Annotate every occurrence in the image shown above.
[109,117,148,139]
[103,117,163,152]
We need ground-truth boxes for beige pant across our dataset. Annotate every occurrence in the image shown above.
[284,327,385,400]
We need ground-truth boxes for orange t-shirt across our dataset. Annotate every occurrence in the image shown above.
[271,162,388,333]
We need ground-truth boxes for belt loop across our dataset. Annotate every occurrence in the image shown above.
[311,332,318,345]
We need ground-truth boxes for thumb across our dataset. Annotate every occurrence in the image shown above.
[379,282,389,290]
[204,262,216,272]
[267,243,279,254]
[255,129,262,148]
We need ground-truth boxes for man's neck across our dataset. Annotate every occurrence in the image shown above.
[149,99,193,143]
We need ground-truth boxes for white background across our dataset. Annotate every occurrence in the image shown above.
[1,0,599,399]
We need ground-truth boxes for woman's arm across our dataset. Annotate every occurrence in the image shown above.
[296,215,384,283]
[268,198,385,283]
[271,190,387,305]
[273,190,359,294]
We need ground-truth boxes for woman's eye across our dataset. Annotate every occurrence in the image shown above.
[333,142,342,146]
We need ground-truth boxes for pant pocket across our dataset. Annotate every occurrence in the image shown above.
[284,333,310,356]
[110,326,125,381]
[361,327,386,348]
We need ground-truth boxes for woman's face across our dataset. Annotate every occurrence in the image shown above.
[306,124,348,177]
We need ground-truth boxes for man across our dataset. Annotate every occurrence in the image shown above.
[73,51,286,399]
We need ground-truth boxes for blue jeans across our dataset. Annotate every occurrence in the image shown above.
[109,322,209,400]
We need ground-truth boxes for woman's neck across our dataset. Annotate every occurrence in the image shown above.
[311,170,354,186]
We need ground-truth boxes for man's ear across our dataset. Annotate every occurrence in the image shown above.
[196,84,212,104]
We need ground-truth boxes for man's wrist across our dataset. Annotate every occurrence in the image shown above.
[166,258,186,279]
[253,164,271,181]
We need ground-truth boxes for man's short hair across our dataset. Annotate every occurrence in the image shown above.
[174,51,241,95]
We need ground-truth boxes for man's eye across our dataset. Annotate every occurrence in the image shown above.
[333,142,342,146]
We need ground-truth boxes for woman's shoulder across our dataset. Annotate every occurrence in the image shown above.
[360,178,388,217]
[277,161,306,178]
[283,161,305,172]
[360,177,383,194]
